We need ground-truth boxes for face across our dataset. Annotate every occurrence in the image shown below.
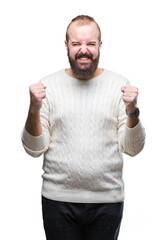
[65,21,102,80]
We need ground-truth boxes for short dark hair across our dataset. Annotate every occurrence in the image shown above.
[66,15,101,43]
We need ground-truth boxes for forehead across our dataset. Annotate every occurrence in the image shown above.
[68,21,99,42]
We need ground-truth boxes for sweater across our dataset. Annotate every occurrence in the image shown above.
[22,69,145,203]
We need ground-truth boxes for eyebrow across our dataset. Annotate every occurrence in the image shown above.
[71,41,80,44]
[88,41,97,44]
[70,41,97,45]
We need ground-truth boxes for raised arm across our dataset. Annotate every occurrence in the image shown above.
[22,82,50,158]
[25,82,46,136]
[118,85,145,157]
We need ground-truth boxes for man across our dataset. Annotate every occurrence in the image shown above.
[22,15,145,240]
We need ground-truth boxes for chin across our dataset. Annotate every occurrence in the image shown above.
[77,63,91,70]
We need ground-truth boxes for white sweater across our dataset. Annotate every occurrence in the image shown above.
[22,69,145,203]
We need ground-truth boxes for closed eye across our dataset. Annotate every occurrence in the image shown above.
[71,42,81,46]
[70,41,97,47]
[88,42,97,46]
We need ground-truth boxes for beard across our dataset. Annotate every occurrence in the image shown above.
[67,50,100,81]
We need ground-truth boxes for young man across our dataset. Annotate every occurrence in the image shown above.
[22,15,145,240]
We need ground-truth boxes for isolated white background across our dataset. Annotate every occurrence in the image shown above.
[0,0,166,239]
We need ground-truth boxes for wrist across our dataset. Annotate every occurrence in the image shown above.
[126,107,140,119]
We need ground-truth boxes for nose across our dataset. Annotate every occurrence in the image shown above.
[79,45,88,54]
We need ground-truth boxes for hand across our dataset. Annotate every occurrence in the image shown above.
[29,82,46,112]
[121,85,138,114]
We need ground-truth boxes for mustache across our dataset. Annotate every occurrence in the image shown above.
[75,52,93,61]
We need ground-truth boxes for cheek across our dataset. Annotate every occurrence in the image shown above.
[69,49,78,58]
[91,50,99,59]
[88,47,99,56]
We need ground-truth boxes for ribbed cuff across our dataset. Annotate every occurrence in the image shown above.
[125,120,143,137]
[21,128,46,151]
[123,120,145,156]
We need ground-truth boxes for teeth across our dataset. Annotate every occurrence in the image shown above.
[79,57,89,60]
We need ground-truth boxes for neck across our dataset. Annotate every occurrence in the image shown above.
[65,68,104,80]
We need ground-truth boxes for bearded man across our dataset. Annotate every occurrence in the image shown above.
[22,15,145,240]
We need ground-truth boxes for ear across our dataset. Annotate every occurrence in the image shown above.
[65,40,68,50]
[99,40,103,50]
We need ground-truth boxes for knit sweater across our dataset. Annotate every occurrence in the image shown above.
[22,69,145,203]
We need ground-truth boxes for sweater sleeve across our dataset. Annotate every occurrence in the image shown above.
[118,97,146,157]
[21,91,51,158]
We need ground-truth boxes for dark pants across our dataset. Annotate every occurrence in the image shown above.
[42,196,124,240]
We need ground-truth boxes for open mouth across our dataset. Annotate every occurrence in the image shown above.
[75,53,93,61]
[78,57,90,60]
[76,56,92,64]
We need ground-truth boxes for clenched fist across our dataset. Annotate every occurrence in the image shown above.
[29,82,46,112]
[121,85,138,114]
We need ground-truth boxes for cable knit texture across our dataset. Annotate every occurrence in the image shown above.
[22,69,145,203]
